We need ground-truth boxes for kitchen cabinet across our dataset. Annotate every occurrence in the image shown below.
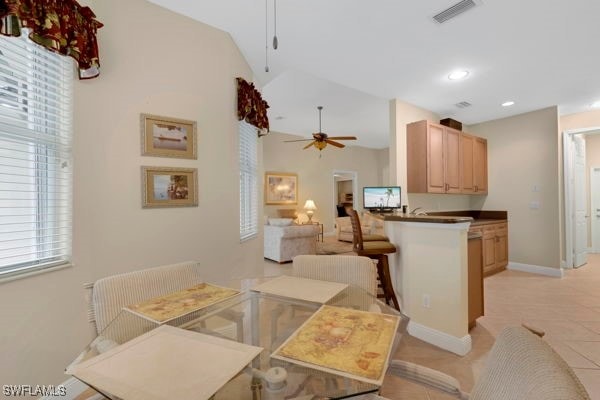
[468,234,484,330]
[407,121,461,194]
[461,134,488,194]
[470,221,508,277]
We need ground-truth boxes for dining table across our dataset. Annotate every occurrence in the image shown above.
[67,277,410,400]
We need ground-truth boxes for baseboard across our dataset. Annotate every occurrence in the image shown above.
[407,321,472,356]
[508,262,564,278]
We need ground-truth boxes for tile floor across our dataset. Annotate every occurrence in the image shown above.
[265,250,600,399]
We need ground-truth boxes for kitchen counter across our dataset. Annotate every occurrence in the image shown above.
[379,214,473,224]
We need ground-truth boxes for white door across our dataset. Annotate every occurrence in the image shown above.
[591,167,600,253]
[573,135,588,267]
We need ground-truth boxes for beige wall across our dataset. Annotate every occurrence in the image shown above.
[389,99,474,212]
[469,107,561,268]
[263,132,384,232]
[0,0,263,387]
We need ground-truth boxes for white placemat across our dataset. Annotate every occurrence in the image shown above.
[251,275,348,303]
[67,325,262,400]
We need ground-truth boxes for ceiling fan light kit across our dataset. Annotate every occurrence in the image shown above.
[284,106,357,153]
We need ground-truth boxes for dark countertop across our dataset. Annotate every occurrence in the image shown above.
[371,210,507,225]
[378,214,474,224]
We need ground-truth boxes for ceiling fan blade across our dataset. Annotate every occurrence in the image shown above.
[303,141,316,149]
[326,136,357,140]
[284,139,314,142]
[325,139,345,148]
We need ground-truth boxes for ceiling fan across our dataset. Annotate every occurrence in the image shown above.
[285,106,357,151]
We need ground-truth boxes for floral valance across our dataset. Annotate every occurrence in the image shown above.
[237,77,269,134]
[0,0,103,79]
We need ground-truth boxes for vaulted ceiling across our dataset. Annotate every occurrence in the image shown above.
[148,0,600,148]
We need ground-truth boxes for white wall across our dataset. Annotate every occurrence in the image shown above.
[263,132,384,232]
[469,107,561,268]
[0,0,262,386]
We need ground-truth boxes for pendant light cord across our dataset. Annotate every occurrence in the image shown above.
[265,0,269,72]
[273,0,278,49]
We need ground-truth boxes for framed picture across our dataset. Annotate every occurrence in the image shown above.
[142,166,198,208]
[265,172,298,205]
[141,114,197,159]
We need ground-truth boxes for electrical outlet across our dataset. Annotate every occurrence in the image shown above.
[422,294,431,308]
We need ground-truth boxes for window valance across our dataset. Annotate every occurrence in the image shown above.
[0,0,103,79]
[236,77,269,134]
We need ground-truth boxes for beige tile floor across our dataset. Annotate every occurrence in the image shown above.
[265,250,600,399]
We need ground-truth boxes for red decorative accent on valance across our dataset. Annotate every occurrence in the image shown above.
[237,77,269,134]
[0,0,103,79]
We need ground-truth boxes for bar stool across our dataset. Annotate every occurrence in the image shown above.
[349,210,400,310]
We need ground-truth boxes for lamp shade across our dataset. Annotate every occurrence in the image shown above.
[304,200,317,211]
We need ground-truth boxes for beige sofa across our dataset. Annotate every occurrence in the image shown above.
[264,223,319,263]
[335,212,387,242]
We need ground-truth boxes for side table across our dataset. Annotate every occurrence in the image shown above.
[302,221,324,242]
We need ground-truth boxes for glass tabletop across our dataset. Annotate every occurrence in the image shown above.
[69,279,409,400]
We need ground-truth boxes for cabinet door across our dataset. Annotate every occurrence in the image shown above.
[426,123,445,193]
[482,228,497,275]
[461,133,475,193]
[495,225,508,268]
[474,138,488,194]
[444,128,461,193]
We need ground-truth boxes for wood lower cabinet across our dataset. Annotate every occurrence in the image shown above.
[470,221,508,277]
[468,235,484,330]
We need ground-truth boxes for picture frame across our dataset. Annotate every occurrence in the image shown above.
[141,114,197,159]
[141,166,198,208]
[265,172,298,205]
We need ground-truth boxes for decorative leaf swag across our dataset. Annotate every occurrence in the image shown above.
[0,0,103,79]
[237,77,269,134]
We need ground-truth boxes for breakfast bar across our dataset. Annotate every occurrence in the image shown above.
[381,214,473,355]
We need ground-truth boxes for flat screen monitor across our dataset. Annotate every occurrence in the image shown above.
[363,186,401,210]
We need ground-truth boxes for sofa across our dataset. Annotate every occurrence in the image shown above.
[335,212,387,242]
[264,223,319,263]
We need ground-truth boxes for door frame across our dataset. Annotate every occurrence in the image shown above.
[563,127,600,268]
[332,170,358,231]
[590,166,600,253]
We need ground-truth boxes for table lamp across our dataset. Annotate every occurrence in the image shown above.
[304,199,317,223]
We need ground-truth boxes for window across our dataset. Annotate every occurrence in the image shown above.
[0,33,73,279]
[239,121,258,241]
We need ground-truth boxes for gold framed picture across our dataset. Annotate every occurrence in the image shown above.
[141,114,197,159]
[142,166,198,208]
[265,172,298,205]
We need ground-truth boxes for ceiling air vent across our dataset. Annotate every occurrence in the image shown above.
[433,0,477,23]
[455,101,472,109]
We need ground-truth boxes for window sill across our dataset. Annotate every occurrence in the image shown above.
[0,262,74,285]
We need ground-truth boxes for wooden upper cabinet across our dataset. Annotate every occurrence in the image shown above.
[444,128,461,193]
[408,120,464,194]
[461,133,488,194]
[426,123,445,193]
[461,133,476,194]
[473,138,488,194]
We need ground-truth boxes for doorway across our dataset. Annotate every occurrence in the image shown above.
[564,127,600,268]
[591,167,600,253]
[332,170,357,228]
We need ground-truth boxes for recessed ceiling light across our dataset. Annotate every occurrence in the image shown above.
[448,70,469,80]
[591,101,600,109]
[274,116,286,120]
[502,101,515,107]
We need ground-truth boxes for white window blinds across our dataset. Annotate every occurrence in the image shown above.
[239,121,258,241]
[0,33,73,279]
